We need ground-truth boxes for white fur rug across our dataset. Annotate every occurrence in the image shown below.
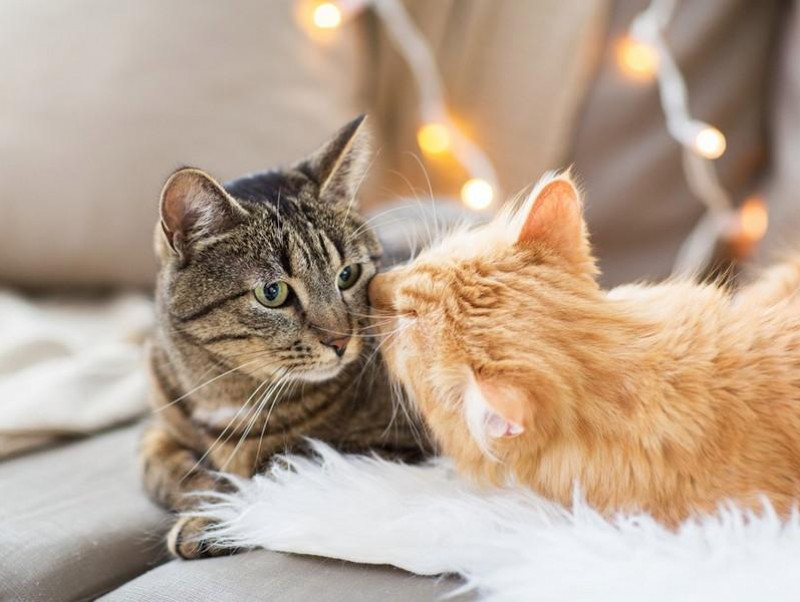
[197,442,800,601]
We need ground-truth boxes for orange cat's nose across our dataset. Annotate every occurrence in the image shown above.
[368,273,392,311]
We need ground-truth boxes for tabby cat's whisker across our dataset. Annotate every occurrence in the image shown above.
[260,372,297,440]
[380,333,426,451]
[309,323,395,339]
[377,332,409,440]
[221,368,293,472]
[347,206,417,242]
[348,203,415,235]
[180,365,277,482]
[350,339,386,394]
[403,151,441,246]
[254,371,297,470]
[351,216,418,244]
[154,357,265,413]
[386,167,435,248]
[346,309,402,320]
[371,323,412,340]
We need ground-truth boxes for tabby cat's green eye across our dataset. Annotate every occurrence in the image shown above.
[255,281,291,308]
[337,263,362,290]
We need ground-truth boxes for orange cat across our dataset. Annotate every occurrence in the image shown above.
[369,172,800,526]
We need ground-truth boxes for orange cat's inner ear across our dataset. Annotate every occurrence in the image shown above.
[479,380,527,430]
[464,373,527,448]
[517,177,585,261]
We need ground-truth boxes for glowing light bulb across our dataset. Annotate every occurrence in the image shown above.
[312,2,342,29]
[615,36,658,82]
[739,196,768,242]
[693,126,726,159]
[461,178,494,211]
[417,122,451,155]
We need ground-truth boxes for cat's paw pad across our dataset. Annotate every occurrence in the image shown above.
[167,515,233,560]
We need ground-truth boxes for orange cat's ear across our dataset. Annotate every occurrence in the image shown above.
[464,372,526,455]
[515,173,589,263]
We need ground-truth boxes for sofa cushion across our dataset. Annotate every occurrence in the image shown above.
[101,551,463,602]
[0,423,459,601]
[0,424,169,601]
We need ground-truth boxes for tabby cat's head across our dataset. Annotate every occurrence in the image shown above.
[156,116,380,383]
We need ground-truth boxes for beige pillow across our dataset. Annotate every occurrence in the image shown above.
[0,0,360,289]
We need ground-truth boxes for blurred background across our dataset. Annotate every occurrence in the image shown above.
[2,0,797,293]
[2,2,800,599]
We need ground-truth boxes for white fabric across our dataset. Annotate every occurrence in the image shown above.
[198,442,800,602]
[0,290,152,457]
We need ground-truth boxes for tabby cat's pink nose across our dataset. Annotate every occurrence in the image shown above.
[322,336,350,357]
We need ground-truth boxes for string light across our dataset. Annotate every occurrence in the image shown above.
[299,0,750,236]
[461,178,494,211]
[295,0,499,211]
[294,0,364,39]
[625,0,760,275]
[691,125,726,160]
[615,36,658,81]
[416,122,451,156]
[312,2,342,29]
[738,196,768,243]
[727,196,769,259]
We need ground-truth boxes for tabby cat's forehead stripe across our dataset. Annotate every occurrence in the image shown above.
[296,232,315,268]
[172,289,252,323]
[198,332,257,345]
[278,243,294,278]
[316,231,331,263]
[330,233,346,264]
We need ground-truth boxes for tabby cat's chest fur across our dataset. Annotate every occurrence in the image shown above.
[149,334,422,478]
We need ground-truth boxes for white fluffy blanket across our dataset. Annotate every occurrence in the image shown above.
[0,290,152,458]
[198,442,800,601]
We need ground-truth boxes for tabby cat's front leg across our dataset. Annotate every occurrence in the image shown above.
[139,422,237,559]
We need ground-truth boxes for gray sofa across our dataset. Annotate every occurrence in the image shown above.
[0,424,458,601]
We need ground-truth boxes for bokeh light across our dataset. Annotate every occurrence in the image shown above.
[312,2,342,29]
[461,178,494,211]
[739,196,768,242]
[615,36,658,82]
[692,126,727,160]
[417,122,451,156]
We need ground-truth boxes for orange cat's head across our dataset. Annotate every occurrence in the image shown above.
[369,172,604,475]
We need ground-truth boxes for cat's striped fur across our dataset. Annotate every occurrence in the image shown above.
[140,117,431,559]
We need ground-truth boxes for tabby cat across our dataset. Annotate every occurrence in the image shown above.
[141,116,430,559]
[370,171,800,527]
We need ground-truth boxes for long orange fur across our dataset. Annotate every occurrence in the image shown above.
[369,172,800,526]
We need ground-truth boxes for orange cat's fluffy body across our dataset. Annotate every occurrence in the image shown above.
[369,173,800,526]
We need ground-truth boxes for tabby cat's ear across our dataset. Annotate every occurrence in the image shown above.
[297,114,370,205]
[514,172,589,263]
[159,168,248,260]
